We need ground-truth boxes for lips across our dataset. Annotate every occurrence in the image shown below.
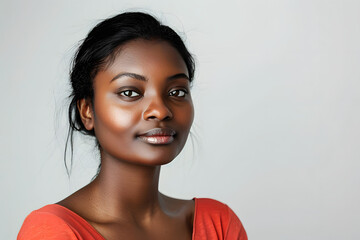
[137,128,176,145]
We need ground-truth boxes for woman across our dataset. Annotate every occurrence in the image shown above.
[18,12,247,240]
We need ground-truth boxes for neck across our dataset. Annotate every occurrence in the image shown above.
[89,151,163,221]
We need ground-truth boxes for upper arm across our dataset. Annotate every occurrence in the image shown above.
[225,206,248,240]
[17,211,78,240]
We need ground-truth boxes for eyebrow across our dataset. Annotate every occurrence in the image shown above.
[110,72,189,82]
[111,72,146,82]
[167,73,190,81]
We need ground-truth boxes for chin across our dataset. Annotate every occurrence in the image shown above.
[128,137,187,166]
[133,148,181,166]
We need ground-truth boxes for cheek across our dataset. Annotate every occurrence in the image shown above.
[100,107,134,129]
[106,107,137,130]
[177,102,194,132]
[93,99,141,142]
[186,105,195,129]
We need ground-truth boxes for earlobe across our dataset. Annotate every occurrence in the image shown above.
[77,98,94,131]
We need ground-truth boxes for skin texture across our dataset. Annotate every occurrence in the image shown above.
[58,39,195,240]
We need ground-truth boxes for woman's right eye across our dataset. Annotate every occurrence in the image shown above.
[118,90,141,99]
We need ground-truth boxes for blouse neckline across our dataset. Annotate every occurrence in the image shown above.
[51,197,198,240]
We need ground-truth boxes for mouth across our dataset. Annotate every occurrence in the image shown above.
[137,128,176,145]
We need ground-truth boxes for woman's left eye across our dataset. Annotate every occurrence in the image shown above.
[169,89,187,97]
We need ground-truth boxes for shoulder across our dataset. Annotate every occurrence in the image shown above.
[17,205,78,240]
[17,204,104,240]
[194,198,228,211]
[194,198,248,240]
[194,198,235,219]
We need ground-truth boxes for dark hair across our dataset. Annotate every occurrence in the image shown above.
[64,12,195,176]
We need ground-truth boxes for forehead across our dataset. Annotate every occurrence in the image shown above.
[103,39,188,78]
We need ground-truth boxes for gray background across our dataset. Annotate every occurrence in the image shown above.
[1,0,360,239]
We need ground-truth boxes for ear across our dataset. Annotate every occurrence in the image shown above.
[77,98,94,131]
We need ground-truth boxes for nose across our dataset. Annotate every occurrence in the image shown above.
[142,95,173,121]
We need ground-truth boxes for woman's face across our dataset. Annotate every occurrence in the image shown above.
[88,39,194,166]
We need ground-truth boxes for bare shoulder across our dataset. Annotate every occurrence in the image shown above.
[56,186,86,209]
[56,183,97,222]
[159,192,195,216]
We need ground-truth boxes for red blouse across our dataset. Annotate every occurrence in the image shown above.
[18,198,247,240]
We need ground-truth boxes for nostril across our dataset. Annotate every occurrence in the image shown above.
[142,100,173,121]
[145,114,172,121]
[163,115,172,121]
